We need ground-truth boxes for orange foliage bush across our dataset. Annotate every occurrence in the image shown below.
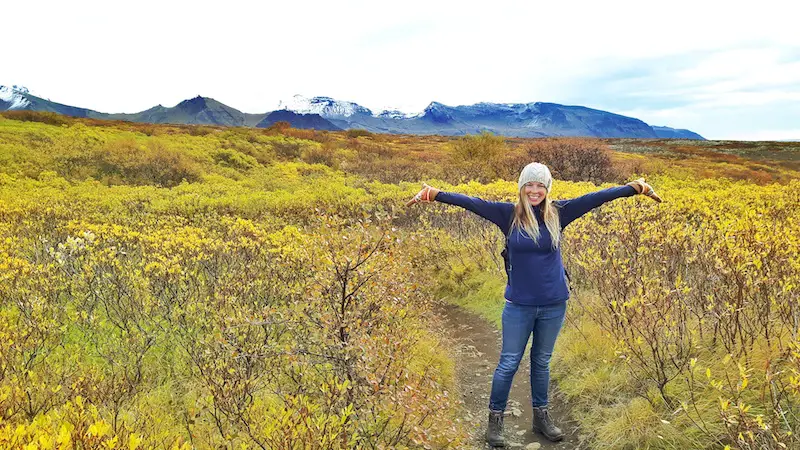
[266,121,291,133]
[301,141,339,168]
[523,138,620,183]
[345,128,374,139]
[1,110,72,126]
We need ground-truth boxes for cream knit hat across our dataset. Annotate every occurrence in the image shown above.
[518,162,553,192]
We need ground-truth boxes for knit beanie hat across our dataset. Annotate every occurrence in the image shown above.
[518,162,553,192]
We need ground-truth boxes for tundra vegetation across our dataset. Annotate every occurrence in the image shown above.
[0,111,798,449]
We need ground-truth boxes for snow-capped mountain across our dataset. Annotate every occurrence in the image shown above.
[281,98,692,139]
[0,85,31,109]
[2,86,705,139]
[277,95,372,119]
[0,85,105,118]
[280,95,427,120]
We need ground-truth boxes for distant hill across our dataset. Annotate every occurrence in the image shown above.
[256,110,341,130]
[411,101,659,138]
[651,126,706,140]
[108,96,267,127]
[1,85,705,139]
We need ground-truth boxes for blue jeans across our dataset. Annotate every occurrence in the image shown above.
[489,300,567,411]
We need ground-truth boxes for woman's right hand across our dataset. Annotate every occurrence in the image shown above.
[406,183,440,207]
[626,178,663,203]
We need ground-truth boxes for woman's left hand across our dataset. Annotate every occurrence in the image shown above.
[406,183,439,206]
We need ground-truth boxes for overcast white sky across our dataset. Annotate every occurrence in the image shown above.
[5,0,800,140]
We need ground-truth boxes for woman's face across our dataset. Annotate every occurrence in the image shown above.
[523,182,547,206]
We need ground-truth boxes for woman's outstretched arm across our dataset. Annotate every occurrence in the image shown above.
[407,183,513,231]
[558,179,661,228]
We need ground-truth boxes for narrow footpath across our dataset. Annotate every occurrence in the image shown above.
[437,302,586,450]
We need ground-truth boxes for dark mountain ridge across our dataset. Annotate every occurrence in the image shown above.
[256,110,343,131]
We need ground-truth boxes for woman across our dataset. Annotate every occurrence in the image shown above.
[407,162,660,447]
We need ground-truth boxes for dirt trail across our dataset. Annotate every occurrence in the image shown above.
[437,302,585,449]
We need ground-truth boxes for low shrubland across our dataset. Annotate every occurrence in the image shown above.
[0,172,463,448]
[1,111,798,448]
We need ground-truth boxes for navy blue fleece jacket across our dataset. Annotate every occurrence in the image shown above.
[436,186,637,306]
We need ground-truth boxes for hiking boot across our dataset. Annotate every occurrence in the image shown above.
[532,406,564,441]
[486,409,506,447]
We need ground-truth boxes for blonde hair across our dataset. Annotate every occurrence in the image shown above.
[510,189,561,250]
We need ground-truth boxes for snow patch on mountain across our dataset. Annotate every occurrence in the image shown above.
[280,95,428,120]
[278,95,372,118]
[376,108,423,119]
[0,85,31,109]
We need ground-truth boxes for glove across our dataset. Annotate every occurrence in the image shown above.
[627,178,663,203]
[406,183,440,207]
